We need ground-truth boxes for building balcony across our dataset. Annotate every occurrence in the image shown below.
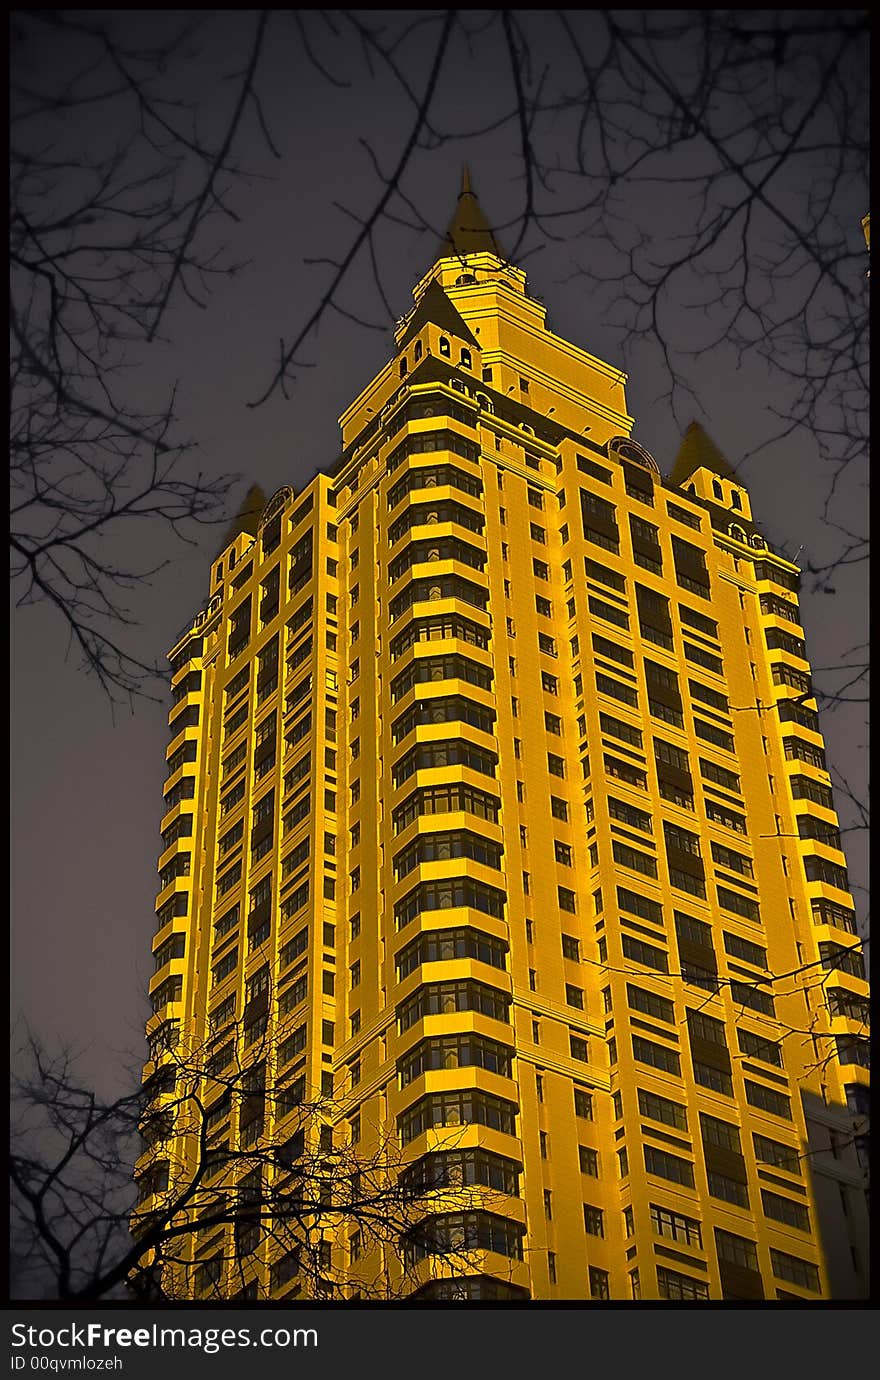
[149,956,185,993]
[817,962,868,995]
[395,1110,524,1163]
[154,875,192,912]
[388,514,485,554]
[389,555,489,597]
[156,833,195,873]
[391,1061,519,1118]
[168,688,202,721]
[389,854,508,907]
[806,877,857,909]
[165,722,200,761]
[390,1007,517,1068]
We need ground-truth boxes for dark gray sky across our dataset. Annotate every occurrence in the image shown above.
[11,11,868,1097]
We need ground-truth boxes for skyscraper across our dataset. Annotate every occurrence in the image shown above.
[139,174,869,1301]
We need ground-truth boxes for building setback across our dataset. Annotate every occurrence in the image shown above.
[139,175,869,1301]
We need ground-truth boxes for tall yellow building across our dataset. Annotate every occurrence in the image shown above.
[139,175,869,1301]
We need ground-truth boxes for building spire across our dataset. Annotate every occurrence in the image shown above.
[669,420,738,486]
[215,482,266,557]
[435,166,506,262]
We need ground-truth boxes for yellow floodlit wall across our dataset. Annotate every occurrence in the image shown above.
[138,199,869,1302]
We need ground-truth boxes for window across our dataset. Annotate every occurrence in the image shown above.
[574,1088,594,1120]
[638,1088,687,1131]
[542,671,559,695]
[561,934,580,961]
[588,1267,610,1300]
[608,798,652,835]
[597,673,638,707]
[694,719,735,753]
[600,716,643,752]
[693,1062,732,1096]
[558,885,577,913]
[566,983,584,1009]
[622,936,668,973]
[644,1146,694,1187]
[212,904,238,941]
[704,799,747,833]
[753,1134,801,1176]
[770,1250,820,1292]
[657,1267,709,1301]
[604,755,648,789]
[551,796,569,821]
[577,454,612,484]
[700,1113,741,1154]
[627,984,674,1024]
[393,877,507,931]
[684,641,723,674]
[398,1091,518,1145]
[614,841,658,878]
[579,1146,599,1176]
[618,887,663,925]
[651,1204,702,1248]
[570,1034,589,1062]
[589,595,629,629]
[819,942,866,979]
[677,610,716,647]
[745,1081,792,1120]
[397,978,511,1030]
[686,1008,726,1047]
[633,1034,680,1076]
[762,1191,810,1232]
[715,1228,759,1274]
[713,846,755,882]
[583,1205,604,1237]
[211,948,238,988]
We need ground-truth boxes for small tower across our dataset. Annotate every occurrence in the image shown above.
[670,421,752,522]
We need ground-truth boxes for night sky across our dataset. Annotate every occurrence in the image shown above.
[11,11,868,1099]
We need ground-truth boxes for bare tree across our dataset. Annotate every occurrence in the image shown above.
[10,1027,520,1303]
[9,12,274,702]
[11,11,868,708]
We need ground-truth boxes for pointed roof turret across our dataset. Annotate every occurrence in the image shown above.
[215,482,266,557]
[669,421,738,486]
[397,277,479,352]
[436,166,506,262]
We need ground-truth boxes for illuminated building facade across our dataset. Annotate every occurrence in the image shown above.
[139,175,869,1301]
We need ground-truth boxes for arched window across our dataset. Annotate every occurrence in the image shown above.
[455,273,476,286]
[461,348,472,368]
[414,340,423,362]
[712,479,723,500]
[729,524,746,544]
[750,534,766,550]
[400,357,408,377]
[475,392,494,413]
[229,551,236,570]
[439,336,451,357]
[731,491,742,511]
